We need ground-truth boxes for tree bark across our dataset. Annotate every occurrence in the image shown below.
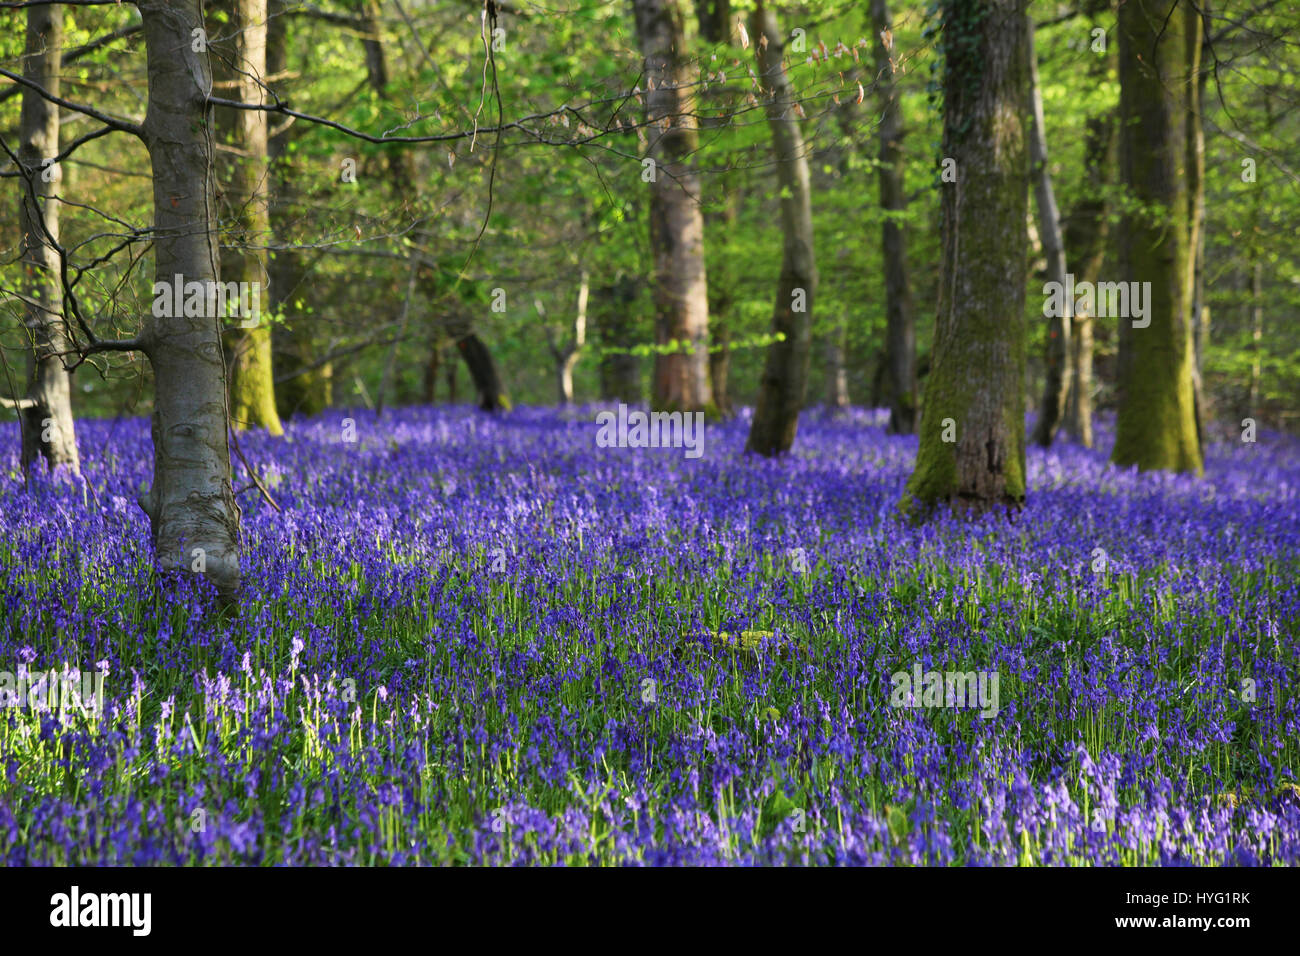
[1248,260,1262,418]
[1188,11,1210,447]
[705,184,738,417]
[693,0,729,43]
[457,332,508,412]
[823,330,849,409]
[1112,0,1203,474]
[1027,14,1071,448]
[17,4,79,475]
[901,0,1029,515]
[137,0,242,600]
[871,0,917,435]
[213,0,283,435]
[745,2,816,456]
[1060,6,1114,449]
[547,270,588,405]
[596,277,642,402]
[267,0,331,418]
[632,0,713,412]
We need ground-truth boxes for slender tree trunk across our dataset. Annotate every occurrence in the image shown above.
[267,0,330,419]
[824,67,862,412]
[871,0,917,435]
[696,5,736,417]
[902,0,1029,515]
[1027,14,1071,447]
[419,271,507,411]
[1188,12,1210,446]
[213,0,283,435]
[632,0,712,412]
[423,347,439,404]
[693,0,729,42]
[1112,0,1203,474]
[17,4,79,474]
[596,277,642,402]
[137,0,242,600]
[457,333,508,412]
[548,270,588,405]
[705,185,737,417]
[746,2,816,456]
[1248,260,1262,417]
[823,330,849,409]
[1062,0,1114,448]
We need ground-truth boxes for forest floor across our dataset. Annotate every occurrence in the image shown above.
[2,405,1298,864]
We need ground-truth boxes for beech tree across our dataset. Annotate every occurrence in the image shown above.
[1061,0,1116,449]
[632,0,713,413]
[871,0,918,436]
[10,3,79,474]
[746,1,816,456]
[1112,0,1203,474]
[902,0,1029,514]
[212,0,283,435]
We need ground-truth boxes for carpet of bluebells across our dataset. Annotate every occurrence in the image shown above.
[2,405,1298,865]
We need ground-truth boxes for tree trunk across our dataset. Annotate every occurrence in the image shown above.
[549,270,588,405]
[1027,14,1071,448]
[745,3,816,456]
[632,0,713,412]
[901,0,1029,515]
[137,0,242,600]
[1248,260,1262,418]
[267,0,331,419]
[457,332,508,412]
[823,329,849,409]
[1112,0,1203,475]
[705,184,738,418]
[693,0,729,43]
[871,0,917,435]
[17,4,79,475]
[1061,115,1112,439]
[708,319,733,418]
[1062,0,1114,448]
[1188,14,1210,447]
[213,0,283,435]
[596,277,642,403]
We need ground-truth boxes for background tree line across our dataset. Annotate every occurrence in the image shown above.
[1,0,1297,600]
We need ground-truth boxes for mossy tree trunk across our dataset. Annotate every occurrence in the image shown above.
[746,2,817,456]
[871,0,917,435]
[632,0,713,412]
[901,0,1029,515]
[213,0,283,435]
[1112,0,1203,474]
[16,4,80,475]
[267,0,331,419]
